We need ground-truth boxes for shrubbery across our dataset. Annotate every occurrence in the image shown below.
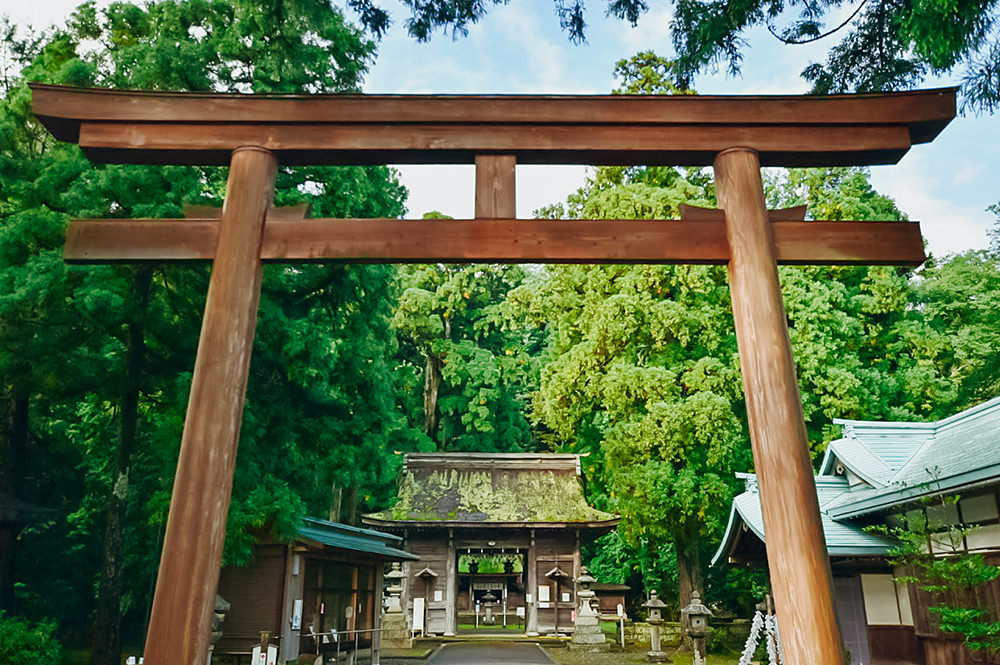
[0,613,61,665]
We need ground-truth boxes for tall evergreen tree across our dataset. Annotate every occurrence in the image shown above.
[392,214,542,453]
[1,3,411,661]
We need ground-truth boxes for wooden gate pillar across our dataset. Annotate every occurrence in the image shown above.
[713,147,844,665]
[144,146,278,665]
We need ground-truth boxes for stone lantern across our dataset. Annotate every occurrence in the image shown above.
[386,562,406,613]
[571,566,607,649]
[482,590,497,625]
[681,590,712,664]
[382,562,412,648]
[642,590,670,663]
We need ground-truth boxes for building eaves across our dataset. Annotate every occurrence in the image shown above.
[297,521,419,561]
[713,474,896,566]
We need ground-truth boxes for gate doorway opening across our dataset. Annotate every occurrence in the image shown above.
[457,550,525,633]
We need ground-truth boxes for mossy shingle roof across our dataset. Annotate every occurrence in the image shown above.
[363,453,618,527]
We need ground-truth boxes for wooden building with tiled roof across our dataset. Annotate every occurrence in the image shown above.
[714,396,1000,665]
[363,452,618,636]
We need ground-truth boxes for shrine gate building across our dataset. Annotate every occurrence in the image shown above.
[362,453,618,635]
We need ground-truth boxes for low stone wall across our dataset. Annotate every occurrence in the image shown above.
[623,619,751,652]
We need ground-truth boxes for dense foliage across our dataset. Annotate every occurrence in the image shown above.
[391,222,542,453]
[344,1,1000,112]
[0,613,60,665]
[1,3,409,662]
[3,0,1000,659]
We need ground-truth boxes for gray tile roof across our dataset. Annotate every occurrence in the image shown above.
[823,396,1000,519]
[714,396,1000,566]
[712,474,896,566]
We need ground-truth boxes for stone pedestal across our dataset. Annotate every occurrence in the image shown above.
[646,621,671,663]
[381,612,411,648]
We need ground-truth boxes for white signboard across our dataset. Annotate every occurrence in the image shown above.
[617,603,624,617]
[292,599,303,630]
[251,644,278,665]
[516,606,525,618]
[561,592,571,603]
[412,597,426,633]
[526,593,533,604]
[434,589,443,602]
[537,585,550,602]
[539,601,551,609]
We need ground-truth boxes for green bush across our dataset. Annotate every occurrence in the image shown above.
[0,613,61,665]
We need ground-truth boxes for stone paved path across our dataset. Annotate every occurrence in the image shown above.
[426,642,554,665]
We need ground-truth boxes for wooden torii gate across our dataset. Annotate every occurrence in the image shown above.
[31,84,954,665]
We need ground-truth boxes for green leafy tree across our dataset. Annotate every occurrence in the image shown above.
[508,163,747,625]
[2,3,410,663]
[343,1,999,111]
[511,56,938,623]
[906,249,1000,408]
[392,216,541,452]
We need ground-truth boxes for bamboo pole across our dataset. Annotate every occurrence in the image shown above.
[714,147,844,665]
[144,146,277,665]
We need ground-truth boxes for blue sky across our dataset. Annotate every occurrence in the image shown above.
[20,0,999,257]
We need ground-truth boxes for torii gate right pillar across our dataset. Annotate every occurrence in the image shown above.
[715,147,844,665]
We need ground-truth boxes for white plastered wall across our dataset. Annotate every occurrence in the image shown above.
[861,573,913,626]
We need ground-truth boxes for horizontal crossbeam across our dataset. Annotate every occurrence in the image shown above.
[31,84,956,167]
[64,218,925,266]
[72,122,914,167]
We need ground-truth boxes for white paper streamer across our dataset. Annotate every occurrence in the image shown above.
[738,611,783,665]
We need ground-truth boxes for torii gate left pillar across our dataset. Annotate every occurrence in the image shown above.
[143,146,277,662]
[29,83,955,665]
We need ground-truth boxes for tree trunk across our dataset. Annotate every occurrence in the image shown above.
[329,486,343,523]
[422,354,442,439]
[0,386,29,613]
[422,318,450,445]
[675,534,704,651]
[91,267,151,665]
[343,486,358,525]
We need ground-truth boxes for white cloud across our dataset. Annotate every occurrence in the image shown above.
[394,164,589,220]
[871,163,992,258]
[395,165,475,219]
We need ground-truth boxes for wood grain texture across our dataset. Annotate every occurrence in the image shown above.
[30,83,955,135]
[475,154,516,218]
[714,147,845,665]
[63,218,925,266]
[29,84,955,167]
[74,121,913,166]
[143,147,277,665]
